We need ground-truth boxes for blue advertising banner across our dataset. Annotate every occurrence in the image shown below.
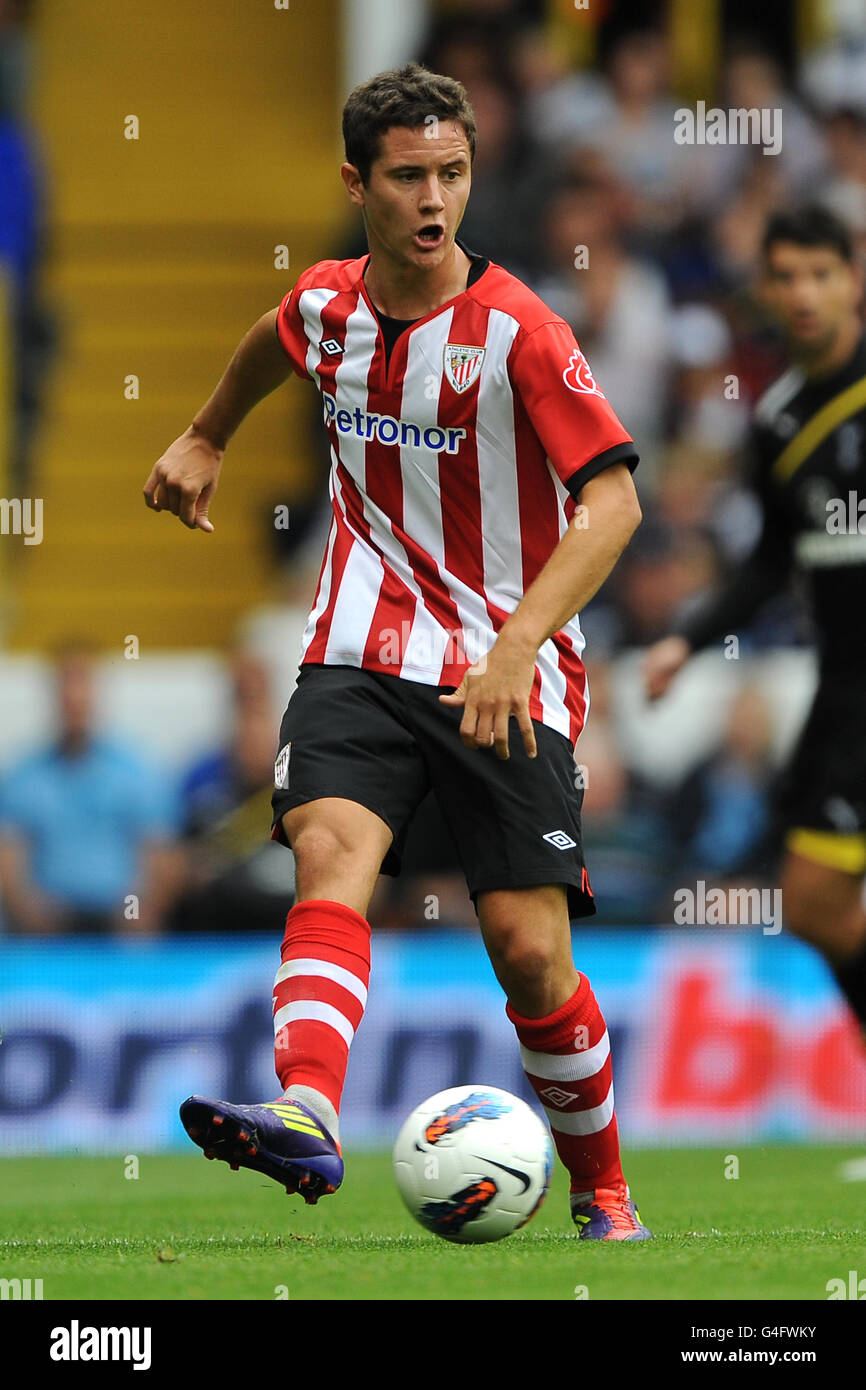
[1,930,865,1153]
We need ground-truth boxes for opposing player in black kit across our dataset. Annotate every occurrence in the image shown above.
[645,206,866,1039]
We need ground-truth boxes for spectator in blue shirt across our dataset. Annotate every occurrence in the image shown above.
[0,645,183,934]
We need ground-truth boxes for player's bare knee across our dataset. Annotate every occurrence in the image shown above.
[289,822,364,879]
[486,927,560,985]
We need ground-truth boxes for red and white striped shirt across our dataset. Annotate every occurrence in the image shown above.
[276,251,638,745]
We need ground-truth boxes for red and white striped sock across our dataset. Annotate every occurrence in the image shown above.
[272,899,371,1146]
[506,975,625,1198]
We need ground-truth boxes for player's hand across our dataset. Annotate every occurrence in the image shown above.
[439,642,537,759]
[642,634,691,701]
[142,426,224,532]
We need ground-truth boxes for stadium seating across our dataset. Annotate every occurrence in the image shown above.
[11,0,343,648]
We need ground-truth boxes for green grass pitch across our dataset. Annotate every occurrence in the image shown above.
[1,1147,864,1301]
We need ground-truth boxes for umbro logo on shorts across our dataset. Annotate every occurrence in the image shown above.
[543,830,576,850]
[320,337,344,356]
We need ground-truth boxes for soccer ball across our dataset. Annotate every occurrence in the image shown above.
[392,1084,554,1243]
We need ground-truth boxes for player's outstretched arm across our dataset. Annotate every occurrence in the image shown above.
[143,308,290,531]
[497,462,642,648]
[441,463,642,758]
[642,483,791,701]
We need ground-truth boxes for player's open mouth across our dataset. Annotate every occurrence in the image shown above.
[413,225,445,251]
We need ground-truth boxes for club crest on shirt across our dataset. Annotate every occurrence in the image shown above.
[443,343,485,394]
[562,347,605,397]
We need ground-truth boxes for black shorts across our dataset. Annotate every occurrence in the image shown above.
[775,676,866,833]
[270,663,595,919]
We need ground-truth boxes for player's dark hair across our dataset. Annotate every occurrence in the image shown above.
[762,205,854,263]
[342,62,476,185]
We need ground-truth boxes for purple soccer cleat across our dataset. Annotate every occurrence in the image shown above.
[179,1095,343,1205]
[571,1183,653,1240]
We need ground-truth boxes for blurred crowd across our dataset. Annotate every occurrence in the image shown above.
[310,5,864,927]
[0,0,53,497]
[4,2,866,934]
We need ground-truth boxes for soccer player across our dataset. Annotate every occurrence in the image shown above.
[644,205,866,1043]
[143,64,649,1239]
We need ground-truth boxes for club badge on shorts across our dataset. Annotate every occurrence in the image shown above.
[274,742,291,790]
[443,343,485,394]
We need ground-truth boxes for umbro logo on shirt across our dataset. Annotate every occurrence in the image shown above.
[320,337,344,357]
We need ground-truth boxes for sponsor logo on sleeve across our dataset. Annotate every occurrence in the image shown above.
[563,347,605,397]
